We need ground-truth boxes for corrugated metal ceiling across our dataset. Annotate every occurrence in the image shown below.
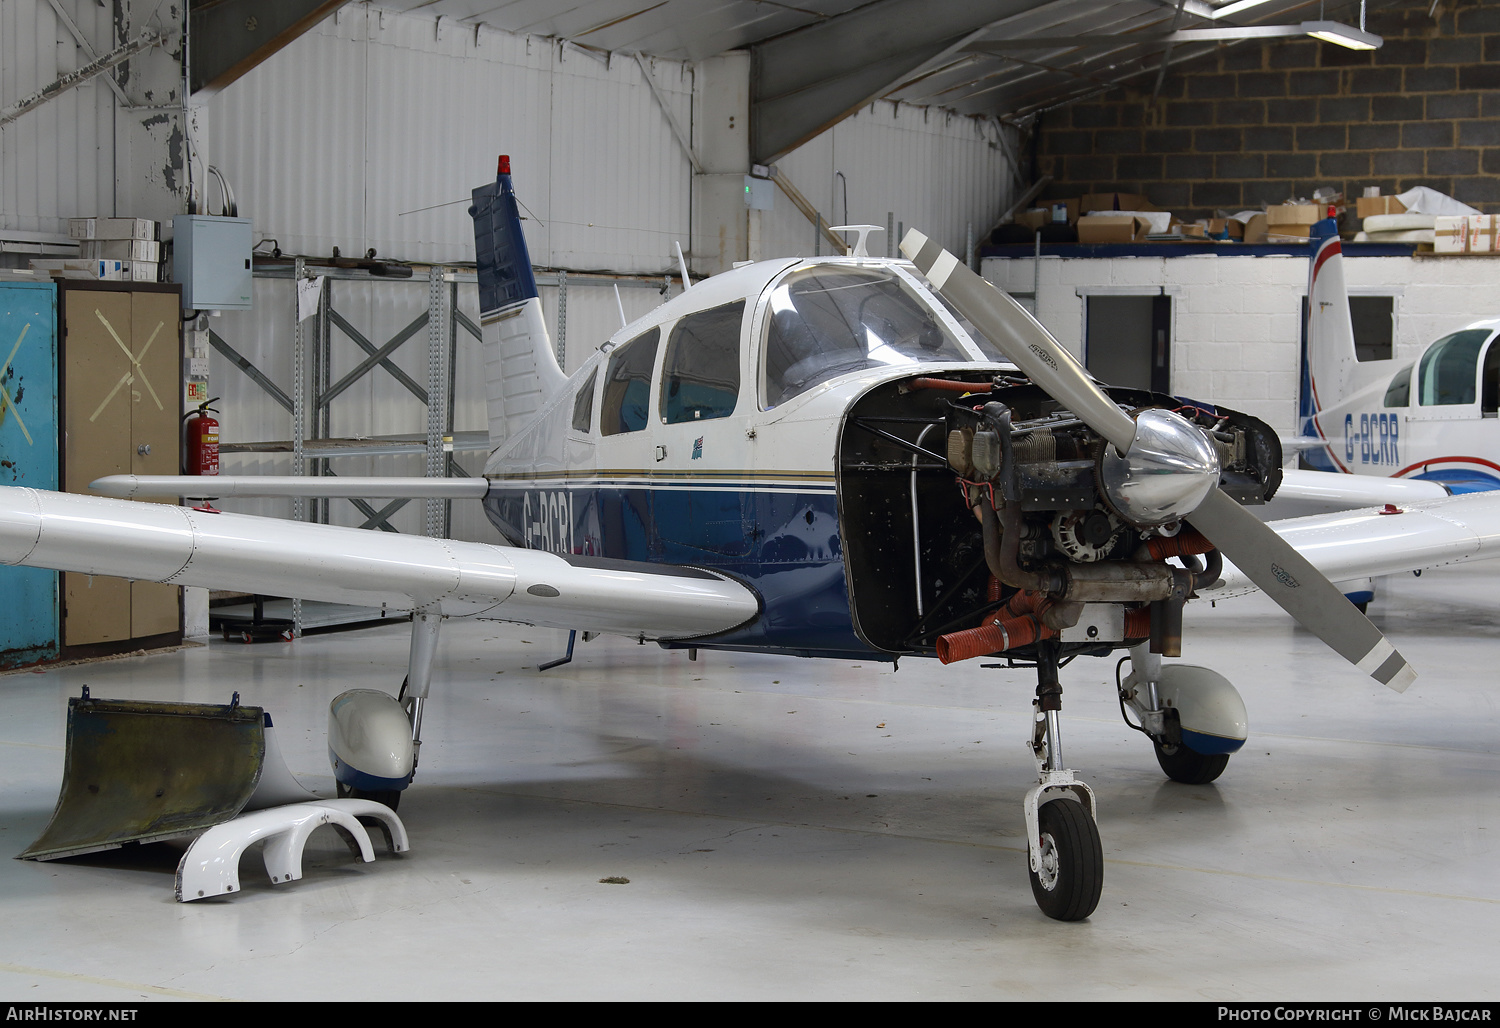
[367,0,1378,122]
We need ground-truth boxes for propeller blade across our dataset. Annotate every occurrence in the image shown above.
[1188,490,1415,691]
[900,228,1137,450]
[900,228,1416,693]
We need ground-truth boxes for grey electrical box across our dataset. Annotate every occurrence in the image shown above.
[744,175,775,211]
[172,215,253,311]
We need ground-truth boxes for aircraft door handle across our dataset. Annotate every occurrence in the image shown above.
[655,446,667,462]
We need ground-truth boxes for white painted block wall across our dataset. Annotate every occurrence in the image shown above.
[982,253,1500,436]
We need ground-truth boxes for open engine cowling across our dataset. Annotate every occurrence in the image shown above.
[836,373,1282,660]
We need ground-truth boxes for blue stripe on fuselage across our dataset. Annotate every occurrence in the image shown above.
[484,482,879,659]
[1410,468,1500,494]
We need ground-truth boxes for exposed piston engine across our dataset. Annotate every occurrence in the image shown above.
[931,380,1280,662]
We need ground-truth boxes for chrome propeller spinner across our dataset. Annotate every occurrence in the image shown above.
[1099,407,1221,528]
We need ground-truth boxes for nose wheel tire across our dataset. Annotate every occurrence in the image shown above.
[1029,798,1103,922]
[1154,740,1230,784]
[336,780,402,811]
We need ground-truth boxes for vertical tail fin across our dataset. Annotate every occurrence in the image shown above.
[470,155,567,448]
[1299,220,1357,471]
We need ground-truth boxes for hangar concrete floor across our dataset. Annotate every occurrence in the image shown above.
[1,560,1496,1002]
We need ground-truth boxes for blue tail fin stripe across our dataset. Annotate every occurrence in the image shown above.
[470,168,539,316]
[1298,224,1342,469]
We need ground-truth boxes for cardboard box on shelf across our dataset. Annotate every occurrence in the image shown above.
[124,260,159,282]
[1081,192,1158,214]
[1266,225,1313,243]
[1468,214,1497,254]
[29,258,125,279]
[1240,214,1269,243]
[1015,209,1049,230]
[81,238,159,262]
[1434,215,1469,253]
[1356,195,1407,219]
[1076,215,1148,244]
[67,217,157,241]
[1266,204,1323,226]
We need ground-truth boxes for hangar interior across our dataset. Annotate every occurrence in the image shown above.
[1,0,1497,1001]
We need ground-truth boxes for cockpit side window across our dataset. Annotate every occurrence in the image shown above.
[763,267,970,408]
[600,328,661,436]
[1484,343,1500,417]
[1417,329,1490,406]
[661,300,744,424]
[1383,364,1412,407]
[571,368,598,432]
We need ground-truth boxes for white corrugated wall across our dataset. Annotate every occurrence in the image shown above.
[0,1,136,233]
[764,101,1018,263]
[204,10,693,272]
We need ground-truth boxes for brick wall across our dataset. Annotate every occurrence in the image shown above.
[1034,0,1500,221]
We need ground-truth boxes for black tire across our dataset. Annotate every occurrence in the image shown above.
[336,780,402,811]
[1154,740,1230,784]
[1028,799,1103,922]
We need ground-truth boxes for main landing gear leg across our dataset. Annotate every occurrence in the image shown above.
[1022,639,1104,922]
[399,611,442,787]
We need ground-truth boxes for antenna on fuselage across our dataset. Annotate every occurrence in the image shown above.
[674,241,692,289]
[829,225,884,258]
[613,284,627,329]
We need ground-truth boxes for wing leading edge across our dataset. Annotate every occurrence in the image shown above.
[0,486,759,640]
[1203,491,1500,599]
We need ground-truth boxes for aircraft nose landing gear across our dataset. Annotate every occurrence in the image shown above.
[1022,640,1103,921]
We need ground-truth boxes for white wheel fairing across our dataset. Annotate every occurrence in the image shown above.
[328,690,415,790]
[1154,664,1249,755]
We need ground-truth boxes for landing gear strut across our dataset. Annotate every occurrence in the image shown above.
[1119,643,1246,785]
[1022,640,1103,922]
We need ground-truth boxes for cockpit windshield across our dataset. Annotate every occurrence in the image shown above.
[762,266,975,408]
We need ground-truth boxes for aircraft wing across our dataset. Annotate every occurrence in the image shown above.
[0,486,759,640]
[1203,491,1500,599]
[1278,435,1324,453]
[1272,468,1450,507]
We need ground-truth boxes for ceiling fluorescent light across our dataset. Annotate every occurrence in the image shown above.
[1302,20,1381,49]
[1211,0,1276,19]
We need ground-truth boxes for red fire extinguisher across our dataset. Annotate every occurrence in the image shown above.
[183,398,221,476]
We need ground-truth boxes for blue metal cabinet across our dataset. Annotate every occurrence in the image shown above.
[0,282,58,667]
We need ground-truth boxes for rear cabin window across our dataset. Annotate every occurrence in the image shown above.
[1383,364,1412,407]
[661,300,744,424]
[600,328,661,435]
[1417,329,1491,406]
[571,368,597,432]
[763,266,970,408]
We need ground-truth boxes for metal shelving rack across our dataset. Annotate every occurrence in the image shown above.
[207,260,674,636]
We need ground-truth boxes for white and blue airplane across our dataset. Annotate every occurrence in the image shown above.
[6,158,1500,921]
[1297,225,1500,494]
